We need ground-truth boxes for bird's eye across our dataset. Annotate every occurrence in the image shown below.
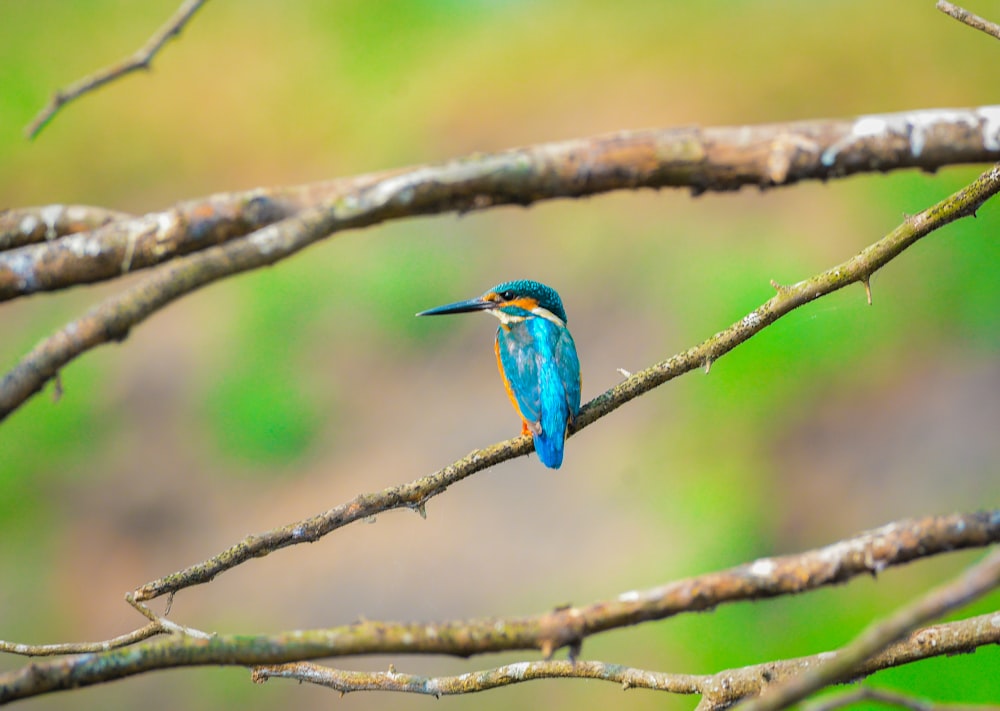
[500,290,516,301]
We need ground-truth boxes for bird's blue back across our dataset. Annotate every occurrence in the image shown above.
[496,316,581,468]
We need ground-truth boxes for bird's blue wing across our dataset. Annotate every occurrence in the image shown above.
[554,327,582,420]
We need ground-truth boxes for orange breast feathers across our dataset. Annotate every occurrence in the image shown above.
[494,335,533,436]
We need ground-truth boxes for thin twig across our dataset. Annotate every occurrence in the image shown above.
[25,0,208,139]
[124,594,213,640]
[937,1,1000,40]
[0,597,215,657]
[741,549,1000,711]
[0,623,162,656]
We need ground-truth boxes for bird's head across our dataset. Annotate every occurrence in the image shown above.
[417,279,568,326]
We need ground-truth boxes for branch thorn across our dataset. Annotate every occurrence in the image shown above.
[861,277,873,305]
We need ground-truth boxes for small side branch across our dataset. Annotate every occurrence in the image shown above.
[937,1,1000,40]
[0,596,212,657]
[25,0,208,139]
[0,623,162,656]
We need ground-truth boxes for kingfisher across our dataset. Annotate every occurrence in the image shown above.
[418,279,582,469]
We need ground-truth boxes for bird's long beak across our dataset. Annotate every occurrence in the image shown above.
[416,296,495,317]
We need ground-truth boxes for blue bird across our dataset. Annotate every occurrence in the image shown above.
[418,280,582,468]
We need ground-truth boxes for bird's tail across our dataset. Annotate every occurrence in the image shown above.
[533,403,568,469]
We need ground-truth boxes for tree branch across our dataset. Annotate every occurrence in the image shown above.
[249,613,1000,703]
[24,0,209,140]
[4,106,1000,303]
[2,512,996,704]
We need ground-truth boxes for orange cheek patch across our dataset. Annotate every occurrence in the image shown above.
[506,297,538,312]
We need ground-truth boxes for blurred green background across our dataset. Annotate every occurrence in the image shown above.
[1,1,998,709]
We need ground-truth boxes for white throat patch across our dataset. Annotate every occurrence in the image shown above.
[531,306,565,327]
[488,305,564,327]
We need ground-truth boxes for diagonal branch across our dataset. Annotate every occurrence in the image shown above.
[133,503,998,617]
[2,514,997,704]
[574,162,999,428]
[25,0,209,140]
